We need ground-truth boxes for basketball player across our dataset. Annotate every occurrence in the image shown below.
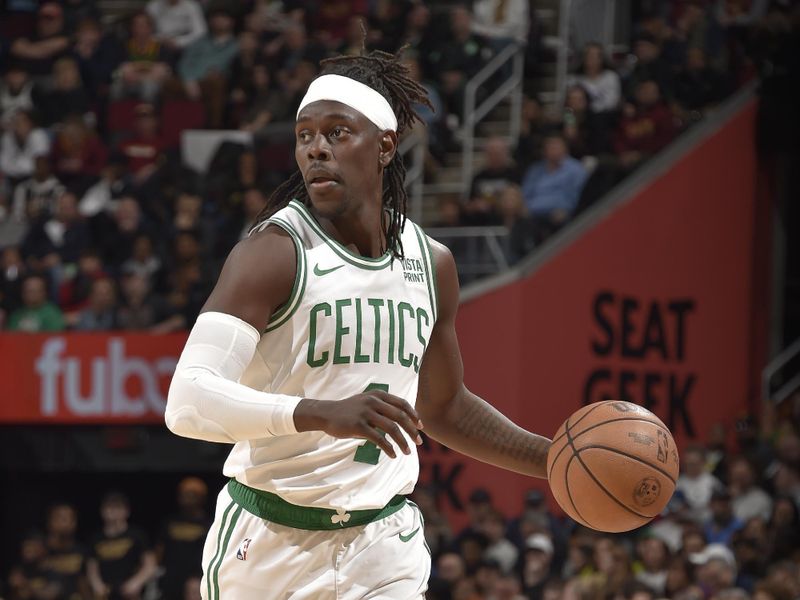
[165,49,552,599]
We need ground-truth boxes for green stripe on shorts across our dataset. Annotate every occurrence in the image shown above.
[206,501,235,600]
[211,505,243,600]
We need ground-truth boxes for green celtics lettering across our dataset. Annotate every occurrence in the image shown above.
[307,298,430,372]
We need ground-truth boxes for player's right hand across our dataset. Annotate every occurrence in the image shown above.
[294,392,424,458]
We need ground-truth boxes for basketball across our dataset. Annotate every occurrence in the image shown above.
[547,401,679,533]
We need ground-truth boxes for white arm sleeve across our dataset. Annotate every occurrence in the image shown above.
[165,311,302,443]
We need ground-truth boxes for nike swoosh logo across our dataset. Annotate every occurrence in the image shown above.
[313,264,345,276]
[399,527,420,543]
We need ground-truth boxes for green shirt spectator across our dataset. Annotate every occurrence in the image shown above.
[177,9,238,83]
[8,275,65,332]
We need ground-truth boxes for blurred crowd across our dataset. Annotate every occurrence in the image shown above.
[5,405,800,600]
[4,477,210,600]
[0,0,797,328]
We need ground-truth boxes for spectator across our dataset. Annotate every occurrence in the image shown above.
[58,248,108,319]
[74,276,118,330]
[401,53,446,160]
[433,551,467,588]
[9,2,70,78]
[465,136,519,226]
[497,185,536,264]
[770,461,800,509]
[475,559,502,597]
[116,104,166,191]
[32,56,91,127]
[0,63,34,128]
[163,229,212,325]
[217,187,267,254]
[664,557,696,598]
[490,572,527,600]
[729,456,773,523]
[678,445,722,524]
[459,530,490,576]
[156,477,209,600]
[11,155,65,225]
[622,580,657,600]
[521,533,554,600]
[402,3,437,75]
[97,197,153,268]
[471,0,530,47]
[614,80,677,171]
[79,155,133,219]
[434,6,491,119]
[87,492,158,600]
[146,0,207,51]
[515,95,548,167]
[178,7,239,129]
[561,84,613,159]
[482,510,518,574]
[689,543,739,598]
[21,191,90,268]
[675,47,731,112]
[592,537,634,599]
[121,233,163,287]
[6,530,62,600]
[704,487,745,546]
[308,0,368,49]
[458,488,495,543]
[625,32,675,101]
[42,503,87,599]
[114,12,174,102]
[267,23,327,96]
[338,15,369,57]
[568,42,622,113]
[521,134,588,242]
[410,485,453,561]
[0,246,28,325]
[766,496,800,562]
[634,535,670,595]
[50,116,108,194]
[183,575,202,600]
[118,271,183,332]
[0,109,50,183]
[733,525,768,592]
[236,62,290,133]
[7,274,64,332]
[72,17,125,101]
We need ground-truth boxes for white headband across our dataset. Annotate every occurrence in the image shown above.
[296,74,398,132]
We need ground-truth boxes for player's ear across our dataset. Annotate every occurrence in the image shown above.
[378,130,397,168]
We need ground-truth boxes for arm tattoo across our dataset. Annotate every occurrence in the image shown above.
[453,394,550,472]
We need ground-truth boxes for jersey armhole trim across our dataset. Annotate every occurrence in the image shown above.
[264,217,307,333]
[412,223,438,323]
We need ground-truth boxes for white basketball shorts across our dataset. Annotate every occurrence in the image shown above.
[200,481,431,599]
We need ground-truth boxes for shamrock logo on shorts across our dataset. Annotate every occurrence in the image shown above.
[331,508,351,526]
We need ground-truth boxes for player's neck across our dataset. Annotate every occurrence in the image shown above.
[320,201,388,259]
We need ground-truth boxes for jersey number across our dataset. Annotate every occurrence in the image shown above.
[353,383,389,465]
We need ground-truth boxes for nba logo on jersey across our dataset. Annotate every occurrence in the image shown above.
[236,538,252,561]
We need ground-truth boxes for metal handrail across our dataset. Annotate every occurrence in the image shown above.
[399,133,425,224]
[427,226,511,275]
[762,336,800,405]
[460,42,525,195]
[555,0,573,109]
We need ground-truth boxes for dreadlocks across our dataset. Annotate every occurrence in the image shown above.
[254,48,432,259]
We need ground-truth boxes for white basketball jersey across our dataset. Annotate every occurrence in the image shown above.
[223,200,439,511]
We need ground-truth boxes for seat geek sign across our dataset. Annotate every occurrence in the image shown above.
[0,334,186,423]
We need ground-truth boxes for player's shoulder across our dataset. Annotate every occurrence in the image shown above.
[229,221,295,264]
[421,234,455,279]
